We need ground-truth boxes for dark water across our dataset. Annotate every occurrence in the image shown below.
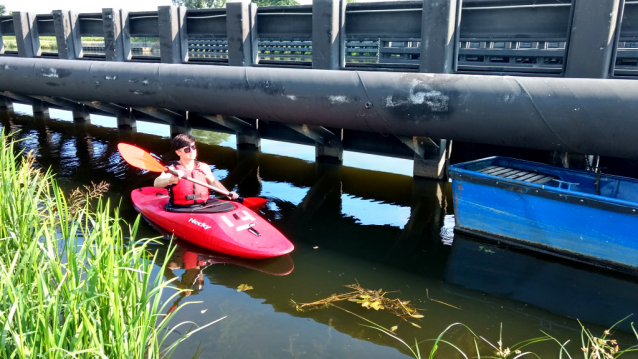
[2,105,638,359]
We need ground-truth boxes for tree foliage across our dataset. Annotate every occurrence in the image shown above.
[172,0,227,9]
[253,0,299,5]
[0,4,6,15]
[172,0,299,9]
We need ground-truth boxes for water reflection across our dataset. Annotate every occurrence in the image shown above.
[445,233,638,333]
[154,238,294,316]
[1,106,638,358]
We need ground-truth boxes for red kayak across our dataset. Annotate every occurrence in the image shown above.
[132,187,294,259]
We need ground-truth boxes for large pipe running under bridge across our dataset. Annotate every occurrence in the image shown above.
[0,57,637,160]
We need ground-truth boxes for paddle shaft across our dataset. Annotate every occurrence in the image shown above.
[166,167,231,197]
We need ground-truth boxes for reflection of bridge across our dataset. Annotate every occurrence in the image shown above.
[0,109,451,271]
[1,0,638,178]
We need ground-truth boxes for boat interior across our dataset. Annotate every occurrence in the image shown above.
[455,157,638,203]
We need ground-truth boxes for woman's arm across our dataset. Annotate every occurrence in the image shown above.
[154,166,181,188]
[203,165,238,199]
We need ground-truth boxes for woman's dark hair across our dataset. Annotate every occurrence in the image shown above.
[172,133,196,150]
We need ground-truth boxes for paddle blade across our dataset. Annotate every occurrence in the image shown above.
[118,143,167,173]
[242,197,268,210]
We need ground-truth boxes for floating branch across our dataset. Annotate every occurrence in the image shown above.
[291,283,424,330]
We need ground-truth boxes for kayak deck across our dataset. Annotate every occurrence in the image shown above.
[132,187,294,259]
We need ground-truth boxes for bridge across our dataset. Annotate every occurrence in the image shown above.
[0,0,637,178]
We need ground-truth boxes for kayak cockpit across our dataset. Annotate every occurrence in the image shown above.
[164,199,236,213]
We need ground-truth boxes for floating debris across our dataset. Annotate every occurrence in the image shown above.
[237,284,253,292]
[291,283,424,329]
[426,289,461,310]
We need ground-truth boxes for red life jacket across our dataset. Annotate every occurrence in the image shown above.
[168,161,210,205]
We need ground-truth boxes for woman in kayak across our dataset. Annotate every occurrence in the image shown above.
[154,133,239,207]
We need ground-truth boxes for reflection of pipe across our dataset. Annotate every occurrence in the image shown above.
[1,57,638,159]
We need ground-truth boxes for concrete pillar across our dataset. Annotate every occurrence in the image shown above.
[170,123,192,137]
[53,10,83,59]
[408,137,450,180]
[32,100,49,116]
[13,12,41,58]
[417,0,459,178]
[103,8,131,61]
[72,106,90,123]
[312,0,344,69]
[0,96,12,110]
[226,0,257,66]
[237,132,261,149]
[158,6,188,64]
[565,0,622,78]
[117,108,136,130]
[316,137,343,162]
[196,114,261,149]
[551,151,595,171]
[419,0,460,74]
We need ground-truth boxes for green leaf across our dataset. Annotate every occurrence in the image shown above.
[237,284,253,292]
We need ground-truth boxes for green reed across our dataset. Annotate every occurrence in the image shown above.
[0,131,220,358]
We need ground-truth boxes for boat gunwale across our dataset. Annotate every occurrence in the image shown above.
[450,157,638,215]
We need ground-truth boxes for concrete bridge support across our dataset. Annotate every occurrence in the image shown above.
[29,95,90,123]
[31,100,49,116]
[416,0,460,179]
[0,95,12,110]
[398,136,450,180]
[285,124,343,162]
[197,114,261,149]
[81,101,135,129]
[555,0,624,170]
[133,107,190,136]
[550,152,599,171]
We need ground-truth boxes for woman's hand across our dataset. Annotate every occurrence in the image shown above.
[228,191,239,200]
[169,170,185,185]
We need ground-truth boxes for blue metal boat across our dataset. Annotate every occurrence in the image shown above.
[449,157,638,273]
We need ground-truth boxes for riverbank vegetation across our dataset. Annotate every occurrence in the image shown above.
[0,132,217,358]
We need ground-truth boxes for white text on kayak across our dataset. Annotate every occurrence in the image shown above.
[189,218,211,230]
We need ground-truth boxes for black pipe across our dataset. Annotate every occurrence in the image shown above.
[0,57,637,159]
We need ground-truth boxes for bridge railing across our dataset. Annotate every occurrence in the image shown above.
[0,0,636,79]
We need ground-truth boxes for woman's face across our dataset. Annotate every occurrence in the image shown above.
[176,142,197,161]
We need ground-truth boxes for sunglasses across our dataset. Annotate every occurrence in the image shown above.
[180,144,197,153]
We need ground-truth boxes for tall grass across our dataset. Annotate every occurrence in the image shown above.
[0,131,219,358]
